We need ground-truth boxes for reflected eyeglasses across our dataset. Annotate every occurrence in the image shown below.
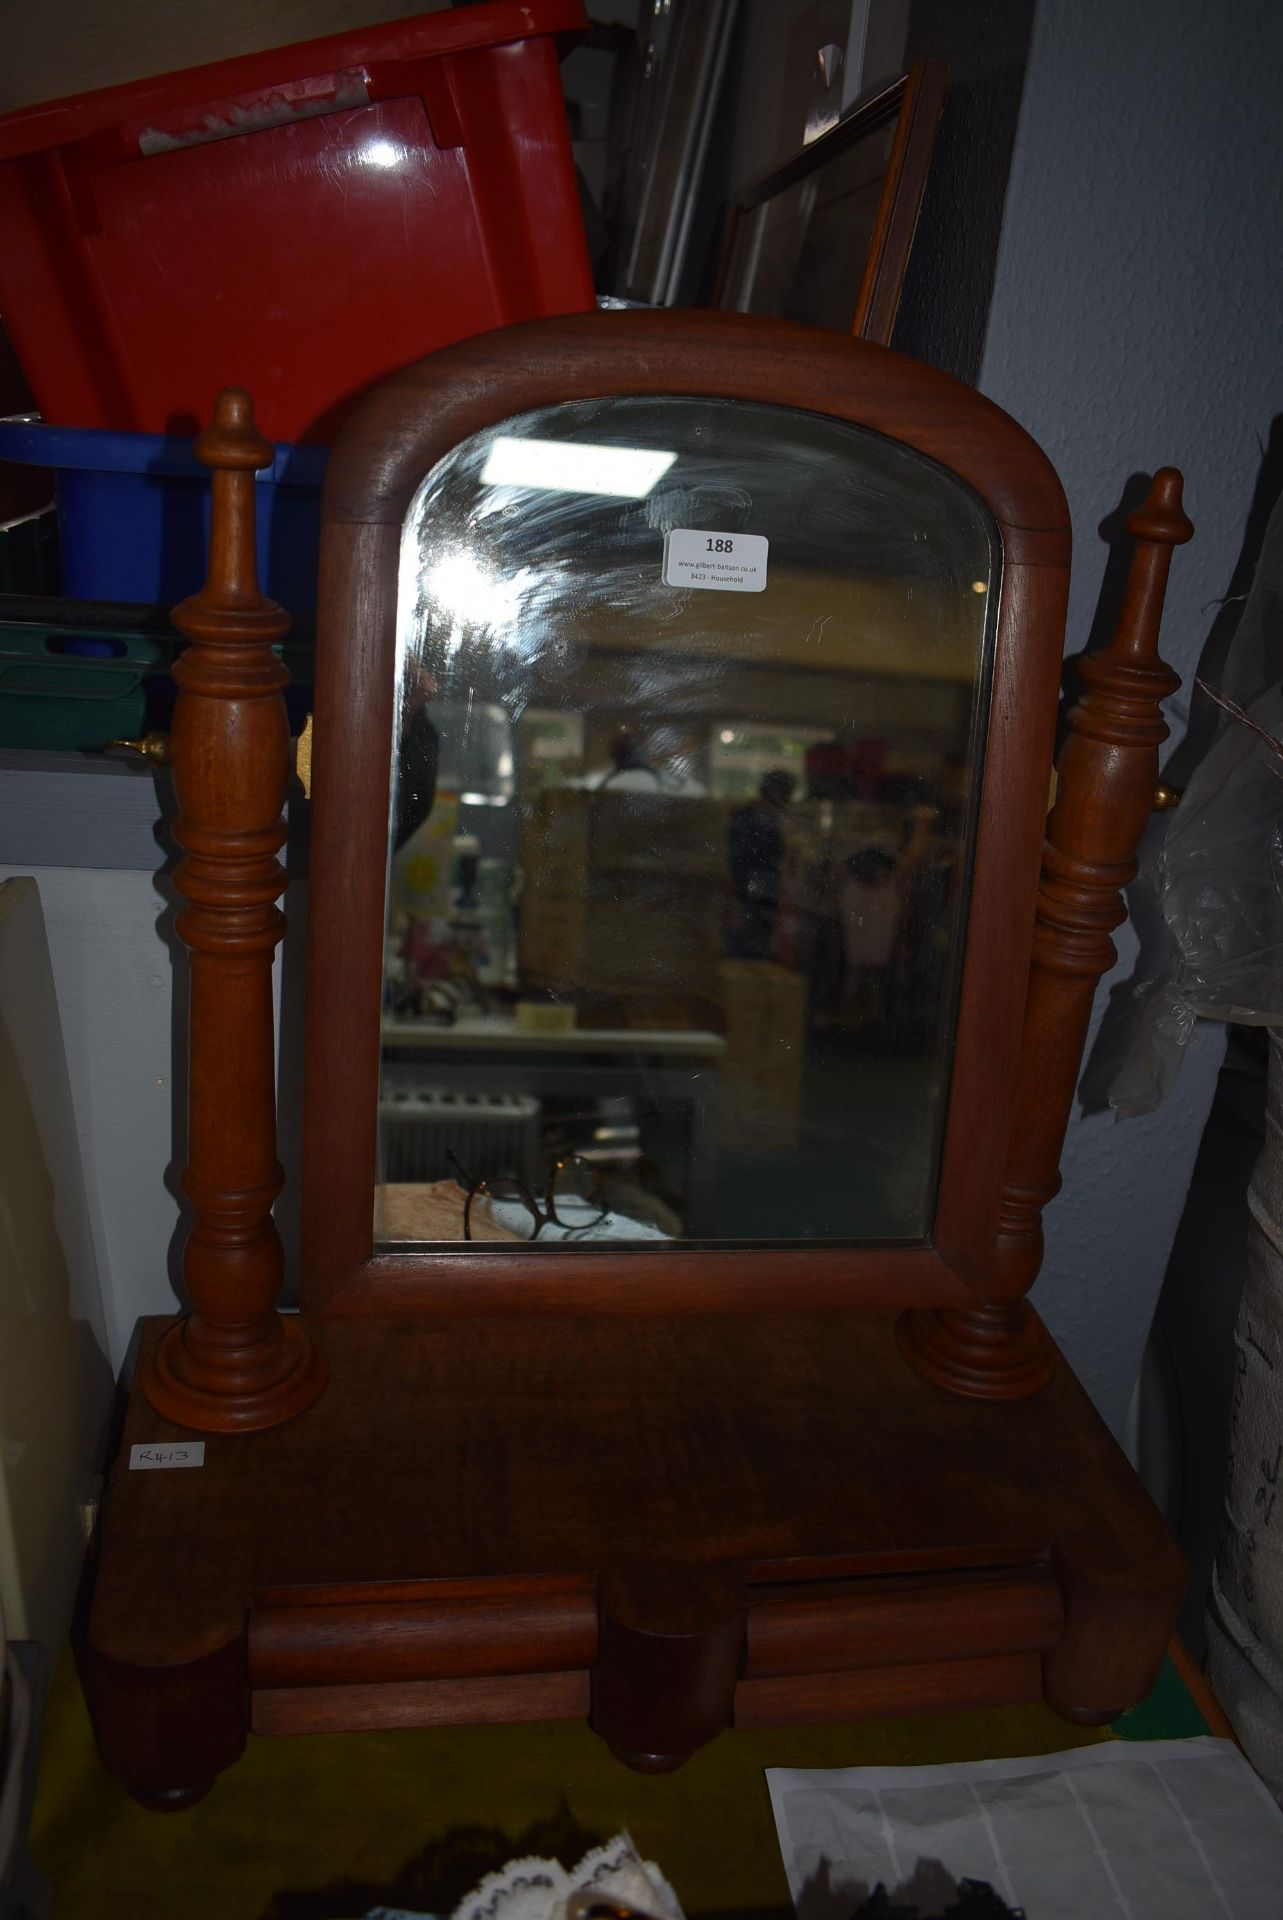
[447,1148,611,1243]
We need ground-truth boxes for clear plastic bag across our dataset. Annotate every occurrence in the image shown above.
[1111,691,1283,1116]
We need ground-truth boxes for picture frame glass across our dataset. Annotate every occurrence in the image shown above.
[724,118,899,328]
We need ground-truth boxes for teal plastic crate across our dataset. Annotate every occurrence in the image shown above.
[0,622,164,751]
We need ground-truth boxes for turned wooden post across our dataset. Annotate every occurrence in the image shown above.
[139,389,326,1433]
[900,470,1194,1398]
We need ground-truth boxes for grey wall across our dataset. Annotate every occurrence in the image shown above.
[974,0,1283,1433]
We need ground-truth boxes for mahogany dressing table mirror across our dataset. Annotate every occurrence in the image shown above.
[86,312,1192,1805]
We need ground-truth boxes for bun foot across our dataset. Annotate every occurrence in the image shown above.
[592,1565,745,1770]
[1045,1701,1123,1727]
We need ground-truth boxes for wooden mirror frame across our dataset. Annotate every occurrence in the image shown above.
[301,309,1070,1338]
[96,347,1195,1803]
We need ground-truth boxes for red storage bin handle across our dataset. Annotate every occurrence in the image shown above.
[56,62,468,237]
[0,2,585,163]
[5,0,589,228]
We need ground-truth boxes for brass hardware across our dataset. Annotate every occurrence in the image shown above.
[296,713,314,799]
[1153,782,1183,810]
[105,730,171,766]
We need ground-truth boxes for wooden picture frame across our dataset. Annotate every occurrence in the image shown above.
[710,62,947,347]
[300,306,1069,1328]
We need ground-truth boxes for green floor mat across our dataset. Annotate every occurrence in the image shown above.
[26,1653,1151,1920]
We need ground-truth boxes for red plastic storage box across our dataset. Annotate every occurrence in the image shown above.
[0,1,594,444]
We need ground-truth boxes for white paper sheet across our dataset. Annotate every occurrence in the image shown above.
[767,1737,1283,1919]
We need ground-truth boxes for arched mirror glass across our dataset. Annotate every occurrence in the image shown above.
[374,396,999,1250]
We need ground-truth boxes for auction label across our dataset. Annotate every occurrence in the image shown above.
[662,529,769,593]
[129,1442,206,1470]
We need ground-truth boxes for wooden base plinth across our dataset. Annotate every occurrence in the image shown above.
[896,1301,1056,1399]
[139,1313,327,1434]
[88,1311,1185,1801]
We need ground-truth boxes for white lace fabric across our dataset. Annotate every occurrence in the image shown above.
[366,1831,685,1920]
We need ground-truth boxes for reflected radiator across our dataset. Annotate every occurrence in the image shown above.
[377,1081,540,1187]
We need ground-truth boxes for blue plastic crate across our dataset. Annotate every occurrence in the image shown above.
[0,418,327,615]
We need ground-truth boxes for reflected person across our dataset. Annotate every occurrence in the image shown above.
[727,769,795,960]
[840,846,902,1029]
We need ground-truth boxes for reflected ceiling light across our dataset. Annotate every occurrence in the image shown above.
[481,436,677,498]
[362,139,401,168]
[971,580,988,594]
[425,549,529,635]
[719,729,735,744]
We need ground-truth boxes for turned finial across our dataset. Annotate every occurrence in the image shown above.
[1105,468,1193,673]
[184,388,276,615]
[193,387,274,471]
[1126,468,1194,549]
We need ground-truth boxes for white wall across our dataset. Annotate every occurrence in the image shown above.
[976,0,1283,1433]
[0,867,181,1373]
[0,862,300,1377]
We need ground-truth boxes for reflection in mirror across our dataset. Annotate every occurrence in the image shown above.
[375,397,999,1249]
